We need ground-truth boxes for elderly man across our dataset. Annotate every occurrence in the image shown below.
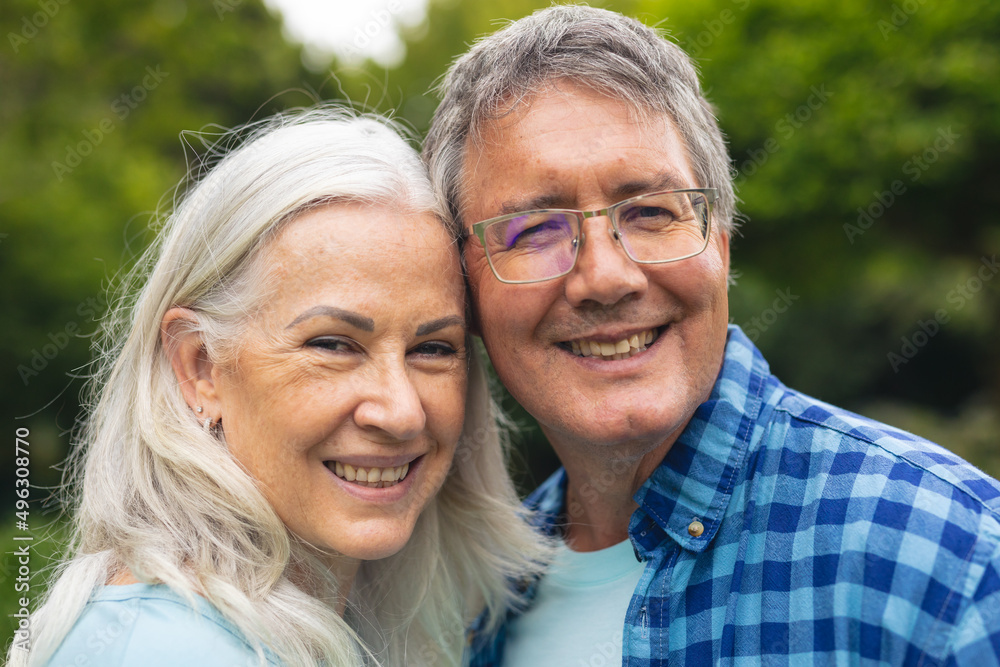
[424,5,1000,666]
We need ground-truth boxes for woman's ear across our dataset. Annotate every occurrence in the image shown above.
[161,307,221,424]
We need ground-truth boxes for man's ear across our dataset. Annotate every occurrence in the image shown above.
[719,229,731,278]
[161,307,222,423]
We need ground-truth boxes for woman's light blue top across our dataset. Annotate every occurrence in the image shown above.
[46,583,268,666]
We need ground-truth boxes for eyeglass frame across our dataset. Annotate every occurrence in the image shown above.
[463,187,719,285]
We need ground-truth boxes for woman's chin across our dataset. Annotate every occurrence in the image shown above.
[313,525,417,563]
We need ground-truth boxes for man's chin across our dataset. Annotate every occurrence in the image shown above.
[543,408,690,454]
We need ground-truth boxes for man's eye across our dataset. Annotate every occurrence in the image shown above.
[306,336,356,352]
[505,217,571,249]
[640,206,671,217]
[625,206,676,222]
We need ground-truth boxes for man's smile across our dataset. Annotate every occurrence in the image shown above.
[559,326,662,360]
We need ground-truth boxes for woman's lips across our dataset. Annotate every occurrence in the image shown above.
[324,460,411,488]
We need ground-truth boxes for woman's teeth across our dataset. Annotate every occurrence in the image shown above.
[569,328,657,360]
[327,461,410,488]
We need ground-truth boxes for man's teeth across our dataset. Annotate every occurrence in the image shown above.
[328,461,410,488]
[568,329,657,360]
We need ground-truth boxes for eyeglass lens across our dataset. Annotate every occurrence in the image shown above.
[483,191,709,282]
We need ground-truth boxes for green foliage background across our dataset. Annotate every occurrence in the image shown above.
[2,0,998,653]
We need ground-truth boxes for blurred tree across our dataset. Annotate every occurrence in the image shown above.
[1,0,329,482]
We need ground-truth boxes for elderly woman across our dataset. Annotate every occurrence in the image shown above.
[15,108,547,665]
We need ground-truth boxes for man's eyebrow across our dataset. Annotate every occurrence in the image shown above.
[285,306,375,332]
[498,194,567,216]
[610,172,691,200]
[415,315,465,336]
[495,171,694,216]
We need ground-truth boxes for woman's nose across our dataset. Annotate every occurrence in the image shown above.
[352,363,427,441]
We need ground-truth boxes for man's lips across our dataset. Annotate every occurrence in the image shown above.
[558,326,663,360]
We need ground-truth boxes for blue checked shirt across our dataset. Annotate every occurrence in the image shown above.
[468,325,1000,666]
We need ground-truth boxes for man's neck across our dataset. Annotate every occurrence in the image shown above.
[554,433,679,552]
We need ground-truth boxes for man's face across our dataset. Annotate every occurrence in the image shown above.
[460,81,731,453]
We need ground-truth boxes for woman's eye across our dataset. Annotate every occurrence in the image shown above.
[410,341,458,357]
[306,336,356,352]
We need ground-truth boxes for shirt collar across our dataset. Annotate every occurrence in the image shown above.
[523,466,568,536]
[630,325,778,556]
[521,326,778,554]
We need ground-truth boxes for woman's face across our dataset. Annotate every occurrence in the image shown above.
[213,203,467,562]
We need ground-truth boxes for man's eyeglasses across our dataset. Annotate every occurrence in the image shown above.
[465,188,718,284]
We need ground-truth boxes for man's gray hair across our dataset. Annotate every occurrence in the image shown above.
[424,4,737,236]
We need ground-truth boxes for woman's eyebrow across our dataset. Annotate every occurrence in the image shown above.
[286,306,375,332]
[416,315,465,336]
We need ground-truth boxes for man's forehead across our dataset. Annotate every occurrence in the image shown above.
[467,82,663,146]
[458,90,697,221]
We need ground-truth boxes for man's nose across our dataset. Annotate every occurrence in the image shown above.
[353,362,426,441]
[563,215,647,307]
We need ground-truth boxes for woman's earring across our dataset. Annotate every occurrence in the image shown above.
[196,406,204,414]
[203,417,212,430]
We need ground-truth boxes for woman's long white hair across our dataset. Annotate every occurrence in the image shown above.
[14,107,549,665]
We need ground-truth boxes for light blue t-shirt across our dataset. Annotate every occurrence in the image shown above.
[46,583,269,666]
[503,538,645,667]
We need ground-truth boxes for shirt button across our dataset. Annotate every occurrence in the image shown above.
[688,519,705,537]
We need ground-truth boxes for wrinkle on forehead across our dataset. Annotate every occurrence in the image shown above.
[469,77,656,148]
[460,84,697,222]
[460,79,665,218]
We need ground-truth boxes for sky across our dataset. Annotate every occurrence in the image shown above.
[263,0,431,68]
